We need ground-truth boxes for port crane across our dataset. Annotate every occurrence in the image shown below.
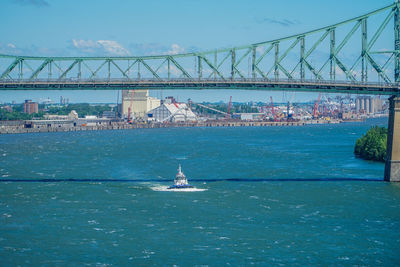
[313,93,322,119]
[270,96,278,121]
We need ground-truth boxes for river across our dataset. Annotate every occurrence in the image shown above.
[1,117,399,265]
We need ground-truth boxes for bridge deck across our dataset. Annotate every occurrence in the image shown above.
[0,79,399,95]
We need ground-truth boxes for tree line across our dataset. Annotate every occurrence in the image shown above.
[0,103,115,121]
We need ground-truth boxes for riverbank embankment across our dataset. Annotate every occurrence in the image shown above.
[0,119,344,134]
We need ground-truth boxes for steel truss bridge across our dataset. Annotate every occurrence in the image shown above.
[0,2,400,96]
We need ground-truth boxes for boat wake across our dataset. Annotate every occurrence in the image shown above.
[150,185,207,192]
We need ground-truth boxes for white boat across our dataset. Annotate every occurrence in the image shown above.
[168,164,193,189]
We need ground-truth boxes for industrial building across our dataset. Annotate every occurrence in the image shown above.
[102,111,118,119]
[355,96,384,114]
[147,103,197,122]
[121,90,160,119]
[25,119,75,129]
[44,110,78,120]
[233,113,265,121]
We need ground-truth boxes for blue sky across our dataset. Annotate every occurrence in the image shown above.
[0,0,395,104]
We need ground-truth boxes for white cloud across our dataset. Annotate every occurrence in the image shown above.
[166,44,185,55]
[7,43,16,49]
[97,40,130,56]
[72,39,97,53]
[256,46,264,55]
[71,39,131,56]
[128,43,193,56]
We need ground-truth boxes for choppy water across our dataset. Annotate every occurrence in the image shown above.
[1,118,400,265]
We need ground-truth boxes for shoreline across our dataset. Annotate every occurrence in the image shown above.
[0,119,347,134]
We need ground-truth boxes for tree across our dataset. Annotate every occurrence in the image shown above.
[354,126,387,162]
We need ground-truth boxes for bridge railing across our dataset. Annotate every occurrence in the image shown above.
[1,77,398,87]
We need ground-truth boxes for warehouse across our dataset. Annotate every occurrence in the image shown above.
[147,103,197,122]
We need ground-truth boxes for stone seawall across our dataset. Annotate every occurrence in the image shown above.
[0,120,341,134]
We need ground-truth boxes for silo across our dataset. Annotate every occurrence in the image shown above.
[365,97,371,114]
[361,97,365,112]
[370,98,376,114]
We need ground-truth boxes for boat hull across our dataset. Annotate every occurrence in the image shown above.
[167,184,194,189]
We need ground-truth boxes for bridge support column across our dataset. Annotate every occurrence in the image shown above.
[384,96,400,182]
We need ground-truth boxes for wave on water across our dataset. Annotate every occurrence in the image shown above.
[174,156,188,160]
[150,185,207,192]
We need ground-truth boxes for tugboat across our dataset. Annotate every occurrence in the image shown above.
[168,164,194,189]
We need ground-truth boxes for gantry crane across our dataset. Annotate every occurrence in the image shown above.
[270,96,278,121]
[313,93,322,119]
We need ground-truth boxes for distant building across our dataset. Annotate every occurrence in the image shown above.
[147,103,197,122]
[164,96,177,104]
[85,115,98,119]
[44,110,78,120]
[339,112,358,120]
[24,100,38,114]
[234,113,265,121]
[102,111,117,119]
[355,96,384,114]
[69,110,78,119]
[3,105,12,112]
[121,90,160,119]
[40,98,53,105]
[44,114,69,120]
[60,96,69,105]
[25,120,75,129]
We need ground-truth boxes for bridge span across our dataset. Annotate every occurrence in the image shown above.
[0,78,399,96]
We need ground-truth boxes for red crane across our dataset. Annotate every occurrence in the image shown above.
[127,90,135,123]
[225,96,232,120]
[313,93,322,119]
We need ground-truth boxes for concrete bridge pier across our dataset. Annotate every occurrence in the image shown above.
[384,96,400,182]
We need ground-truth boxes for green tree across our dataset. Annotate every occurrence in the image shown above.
[47,104,112,117]
[354,126,387,162]
[0,109,44,120]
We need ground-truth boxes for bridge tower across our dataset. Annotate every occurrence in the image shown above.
[385,96,400,181]
[385,1,400,182]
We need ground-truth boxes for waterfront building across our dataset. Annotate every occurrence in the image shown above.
[147,103,197,122]
[102,111,117,119]
[121,90,160,119]
[25,119,75,129]
[44,110,78,120]
[234,113,265,121]
[23,100,38,114]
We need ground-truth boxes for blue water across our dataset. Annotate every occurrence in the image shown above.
[1,118,400,265]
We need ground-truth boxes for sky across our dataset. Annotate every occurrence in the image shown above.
[0,0,395,104]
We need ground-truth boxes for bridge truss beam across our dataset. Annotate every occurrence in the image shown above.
[0,2,399,89]
[0,79,397,96]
